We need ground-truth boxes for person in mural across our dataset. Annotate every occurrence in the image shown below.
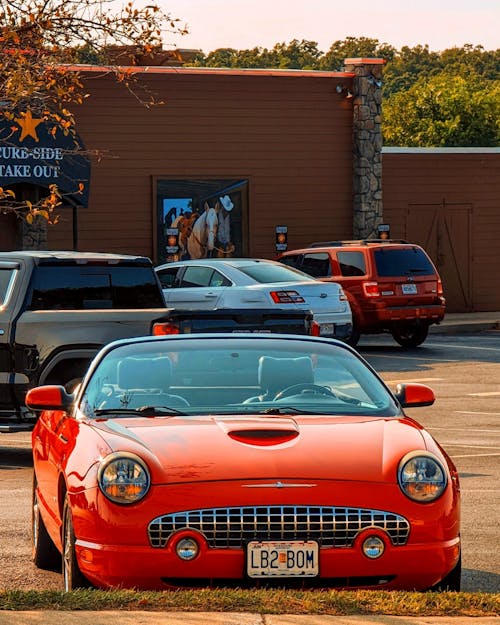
[217,194,235,257]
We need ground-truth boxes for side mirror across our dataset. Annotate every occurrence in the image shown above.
[25,385,74,412]
[395,382,435,408]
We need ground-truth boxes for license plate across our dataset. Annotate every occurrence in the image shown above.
[247,540,319,578]
[319,323,334,335]
[402,283,417,295]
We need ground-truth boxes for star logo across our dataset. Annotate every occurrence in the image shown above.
[15,109,43,142]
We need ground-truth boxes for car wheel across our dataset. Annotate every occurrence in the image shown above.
[32,475,60,571]
[345,321,361,347]
[428,553,461,592]
[62,496,91,591]
[391,323,429,348]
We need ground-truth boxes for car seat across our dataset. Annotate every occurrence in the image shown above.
[244,355,314,402]
[117,356,190,408]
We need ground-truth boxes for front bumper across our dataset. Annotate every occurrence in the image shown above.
[76,534,460,590]
[71,480,460,591]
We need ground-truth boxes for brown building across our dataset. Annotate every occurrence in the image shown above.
[1,60,499,312]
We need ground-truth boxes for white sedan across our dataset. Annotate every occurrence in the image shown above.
[155,258,352,340]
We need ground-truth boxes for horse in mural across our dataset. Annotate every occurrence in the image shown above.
[187,202,220,259]
[171,212,199,258]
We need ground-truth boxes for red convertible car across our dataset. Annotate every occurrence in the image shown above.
[27,333,461,591]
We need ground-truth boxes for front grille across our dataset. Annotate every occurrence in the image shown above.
[148,506,410,549]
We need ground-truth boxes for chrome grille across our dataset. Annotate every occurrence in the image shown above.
[148,506,410,549]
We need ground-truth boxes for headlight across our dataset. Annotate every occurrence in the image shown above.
[98,452,150,504]
[398,452,447,502]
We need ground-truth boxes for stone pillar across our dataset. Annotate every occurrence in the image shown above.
[21,215,48,250]
[344,58,385,239]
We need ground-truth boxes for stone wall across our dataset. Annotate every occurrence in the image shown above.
[21,215,47,250]
[344,58,385,239]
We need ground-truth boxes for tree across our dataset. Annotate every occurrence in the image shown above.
[0,0,186,220]
[382,70,500,147]
[318,36,395,71]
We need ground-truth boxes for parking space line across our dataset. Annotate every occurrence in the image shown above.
[452,452,500,458]
[455,411,500,416]
[426,341,500,352]
[384,377,444,384]
[444,445,500,450]
[469,391,500,396]
[429,426,500,432]
[367,353,457,362]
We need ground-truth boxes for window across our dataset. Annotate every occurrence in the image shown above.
[180,266,217,288]
[0,266,17,308]
[301,253,332,278]
[26,264,165,310]
[337,251,366,277]
[237,263,315,284]
[279,255,302,270]
[209,271,231,287]
[157,267,180,289]
[374,248,435,277]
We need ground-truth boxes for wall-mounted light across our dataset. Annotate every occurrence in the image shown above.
[367,75,383,88]
[336,84,353,98]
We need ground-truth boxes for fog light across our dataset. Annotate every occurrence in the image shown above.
[176,537,199,561]
[362,536,385,559]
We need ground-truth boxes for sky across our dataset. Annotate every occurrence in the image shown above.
[158,0,499,54]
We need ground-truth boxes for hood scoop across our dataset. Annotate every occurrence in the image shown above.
[216,417,299,447]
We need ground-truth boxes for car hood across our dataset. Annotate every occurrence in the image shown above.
[91,415,427,485]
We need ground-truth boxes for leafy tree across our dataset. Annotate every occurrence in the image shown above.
[318,36,395,71]
[0,0,186,219]
[382,70,500,146]
[192,47,240,68]
[383,45,442,97]
[268,39,321,70]
[189,40,322,70]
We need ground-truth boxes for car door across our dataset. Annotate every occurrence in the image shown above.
[163,265,231,310]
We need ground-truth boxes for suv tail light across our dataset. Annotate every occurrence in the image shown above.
[270,290,305,304]
[152,322,180,335]
[362,281,380,297]
[437,278,443,296]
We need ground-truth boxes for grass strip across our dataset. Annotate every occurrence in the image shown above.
[0,589,498,615]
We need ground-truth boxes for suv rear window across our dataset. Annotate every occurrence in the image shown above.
[26,264,164,310]
[374,248,435,277]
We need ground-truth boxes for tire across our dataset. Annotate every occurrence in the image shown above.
[428,553,461,592]
[62,496,91,591]
[344,321,361,347]
[32,474,60,571]
[391,323,429,348]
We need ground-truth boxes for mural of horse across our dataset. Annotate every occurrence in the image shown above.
[171,212,198,258]
[187,202,219,259]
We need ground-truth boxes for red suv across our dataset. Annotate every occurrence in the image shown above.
[278,240,445,347]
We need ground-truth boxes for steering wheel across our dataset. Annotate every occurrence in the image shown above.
[273,383,337,401]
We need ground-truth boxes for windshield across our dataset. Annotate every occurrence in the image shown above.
[79,337,399,418]
[236,263,316,284]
